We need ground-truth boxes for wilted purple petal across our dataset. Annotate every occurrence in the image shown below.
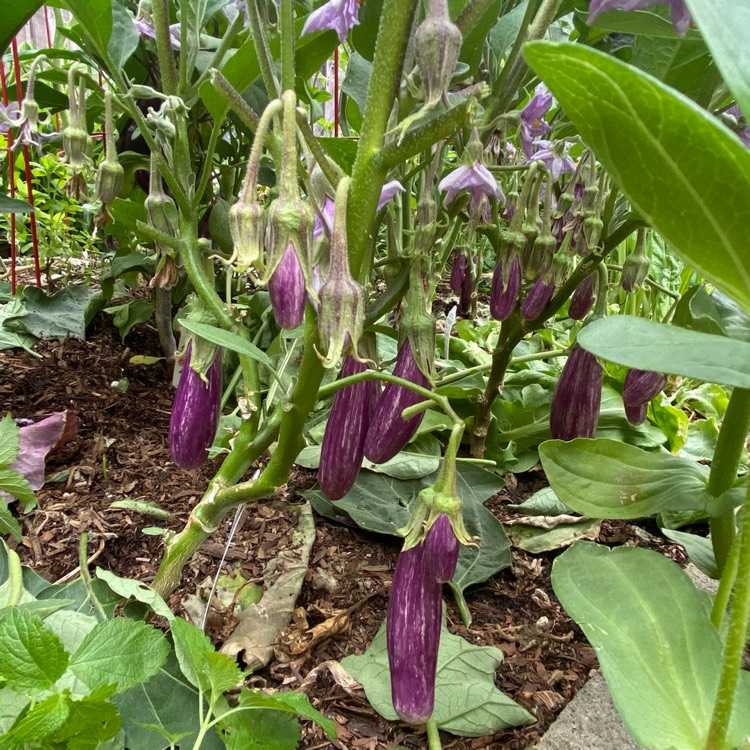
[377,180,405,210]
[313,195,336,241]
[301,0,360,43]
[588,0,690,35]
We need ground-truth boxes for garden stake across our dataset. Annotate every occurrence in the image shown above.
[0,58,17,294]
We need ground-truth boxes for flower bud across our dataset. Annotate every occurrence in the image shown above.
[229,200,265,272]
[490,256,521,321]
[414,0,462,107]
[62,126,89,171]
[569,273,595,320]
[549,346,603,440]
[95,158,124,206]
[317,271,365,368]
[621,249,650,293]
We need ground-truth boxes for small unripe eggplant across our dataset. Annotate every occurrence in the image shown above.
[622,369,667,407]
[458,262,472,316]
[363,340,431,464]
[387,542,442,724]
[569,274,595,320]
[624,400,649,426]
[549,346,603,440]
[268,243,307,329]
[424,514,459,584]
[168,342,222,469]
[520,276,555,320]
[319,357,380,500]
[490,256,521,321]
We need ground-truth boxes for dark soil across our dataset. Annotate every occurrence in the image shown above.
[0,317,688,749]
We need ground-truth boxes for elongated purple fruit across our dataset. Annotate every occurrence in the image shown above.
[550,346,602,440]
[387,542,442,724]
[268,244,306,329]
[169,343,222,468]
[520,276,555,320]
[569,274,594,320]
[319,357,380,500]
[424,514,459,583]
[458,262,472,316]
[622,369,667,407]
[449,252,467,294]
[490,256,521,321]
[625,400,648,425]
[363,340,431,464]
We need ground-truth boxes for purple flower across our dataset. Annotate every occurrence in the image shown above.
[587,0,690,36]
[519,83,553,158]
[313,195,336,241]
[377,180,405,210]
[724,104,750,149]
[301,0,360,44]
[438,162,505,208]
[531,140,576,182]
[0,102,19,135]
[133,17,181,49]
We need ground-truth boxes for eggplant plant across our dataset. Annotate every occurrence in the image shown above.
[2,0,750,748]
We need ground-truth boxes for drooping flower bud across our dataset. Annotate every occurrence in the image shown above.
[521,275,555,320]
[549,345,603,440]
[621,250,650,292]
[490,256,522,321]
[319,351,380,500]
[414,0,462,107]
[569,273,595,320]
[63,67,89,172]
[622,368,667,407]
[94,90,123,227]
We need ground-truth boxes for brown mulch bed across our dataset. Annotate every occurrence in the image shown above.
[0,317,687,749]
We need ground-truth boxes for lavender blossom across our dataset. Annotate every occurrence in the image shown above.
[587,0,691,35]
[438,162,505,208]
[531,140,576,182]
[133,17,181,49]
[301,0,360,44]
[0,102,19,135]
[377,180,405,210]
[519,83,553,158]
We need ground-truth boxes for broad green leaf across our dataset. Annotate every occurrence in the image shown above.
[0,467,37,507]
[0,600,77,625]
[217,702,301,750]
[685,0,750,119]
[662,528,718,579]
[0,687,29,736]
[94,568,174,621]
[305,464,511,596]
[507,486,571,516]
[0,413,20,466]
[552,543,750,749]
[0,539,49,599]
[115,651,224,750]
[524,42,750,312]
[0,609,69,694]
[0,194,34,214]
[342,622,534,735]
[235,688,337,739]
[55,687,122,745]
[0,0,43,55]
[7,692,70,742]
[577,316,750,387]
[361,434,442,479]
[203,651,244,702]
[177,318,274,369]
[0,298,39,356]
[317,136,360,174]
[539,438,727,519]
[104,300,155,341]
[69,618,169,693]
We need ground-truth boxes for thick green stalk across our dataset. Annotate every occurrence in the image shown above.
[189,11,245,100]
[709,388,750,572]
[248,0,280,99]
[348,0,420,282]
[426,717,442,750]
[280,0,295,92]
[151,0,178,96]
[705,481,750,750]
[455,0,500,36]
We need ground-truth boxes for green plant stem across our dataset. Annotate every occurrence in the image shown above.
[194,112,227,205]
[705,480,750,750]
[437,348,566,387]
[348,0,420,282]
[79,533,106,622]
[295,108,343,187]
[447,580,472,625]
[711,533,740,629]
[178,0,189,95]
[189,11,245,100]
[248,0,279,99]
[151,0,178,96]
[209,69,261,130]
[606,263,680,299]
[279,0,295,92]
[708,387,750,573]
[426,717,442,750]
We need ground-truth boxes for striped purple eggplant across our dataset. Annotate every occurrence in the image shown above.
[268,243,306,329]
[569,274,595,320]
[449,252,468,294]
[424,514,459,584]
[622,369,667,407]
[363,340,431,464]
[624,401,649,425]
[549,346,603,440]
[458,262,472,316]
[387,542,442,724]
[169,343,222,468]
[319,357,380,500]
[490,256,521,321]
[520,276,555,320]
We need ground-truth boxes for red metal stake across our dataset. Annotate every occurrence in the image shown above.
[43,6,61,132]
[11,37,42,287]
[1,59,18,295]
[333,46,339,137]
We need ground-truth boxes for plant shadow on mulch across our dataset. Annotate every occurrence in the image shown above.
[0,317,687,750]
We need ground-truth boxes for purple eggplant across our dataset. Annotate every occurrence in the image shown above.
[387,542,442,724]
[490,256,521,321]
[169,343,222,468]
[449,252,468,294]
[624,401,649,425]
[622,369,667,407]
[363,340,431,464]
[458,262,472,316]
[520,276,555,320]
[268,243,306,329]
[424,514,460,584]
[549,346,603,440]
[569,274,595,320]
[319,357,380,500]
